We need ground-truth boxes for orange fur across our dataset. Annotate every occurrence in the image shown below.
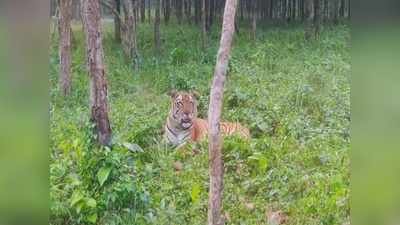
[190,118,250,141]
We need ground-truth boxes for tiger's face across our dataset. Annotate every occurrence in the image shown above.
[169,91,198,129]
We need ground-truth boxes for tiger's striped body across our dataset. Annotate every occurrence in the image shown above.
[164,91,250,146]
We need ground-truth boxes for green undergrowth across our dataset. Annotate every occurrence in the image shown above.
[50,21,350,225]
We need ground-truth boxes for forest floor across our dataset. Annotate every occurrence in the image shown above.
[50,21,350,225]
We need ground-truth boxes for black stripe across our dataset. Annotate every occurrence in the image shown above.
[166,124,178,137]
[183,132,191,140]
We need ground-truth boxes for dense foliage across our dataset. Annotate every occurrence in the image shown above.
[50,21,350,224]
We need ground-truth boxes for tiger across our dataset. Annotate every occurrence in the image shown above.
[164,90,250,146]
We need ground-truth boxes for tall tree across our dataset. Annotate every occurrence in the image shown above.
[184,0,192,23]
[140,0,146,22]
[333,0,339,24]
[164,0,171,24]
[148,0,152,23]
[201,0,207,51]
[81,0,112,146]
[176,0,183,24]
[207,0,238,224]
[59,0,73,96]
[155,0,161,54]
[122,0,137,66]
[304,0,313,40]
[251,0,257,40]
[194,0,200,24]
[314,0,321,38]
[114,0,122,43]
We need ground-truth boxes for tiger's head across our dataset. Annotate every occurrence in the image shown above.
[168,90,199,130]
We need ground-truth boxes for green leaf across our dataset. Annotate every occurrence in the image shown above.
[87,213,97,223]
[258,156,268,171]
[123,142,144,153]
[97,166,112,187]
[191,183,201,203]
[86,198,97,208]
[76,202,84,213]
[70,190,84,207]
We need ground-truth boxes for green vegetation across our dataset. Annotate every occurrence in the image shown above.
[50,21,350,225]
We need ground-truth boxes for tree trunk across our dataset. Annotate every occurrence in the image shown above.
[251,0,257,40]
[140,0,146,22]
[114,0,122,43]
[205,0,210,31]
[201,0,207,51]
[184,0,192,24]
[176,0,183,24]
[304,0,313,40]
[314,0,320,38]
[148,0,152,23]
[155,0,161,55]
[122,0,136,65]
[81,0,112,146]
[194,0,200,24]
[165,0,171,24]
[207,0,238,224]
[209,0,214,29]
[333,0,339,24]
[59,0,73,96]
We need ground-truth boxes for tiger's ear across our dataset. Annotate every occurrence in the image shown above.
[168,89,178,98]
[190,90,200,99]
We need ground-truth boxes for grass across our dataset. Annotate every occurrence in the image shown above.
[50,20,350,225]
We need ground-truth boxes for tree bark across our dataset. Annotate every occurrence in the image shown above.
[155,0,161,55]
[81,0,112,146]
[304,0,313,40]
[333,0,339,24]
[122,0,135,62]
[184,0,192,24]
[59,0,73,96]
[114,0,122,43]
[140,0,146,22]
[314,0,320,38]
[207,0,238,224]
[194,0,200,24]
[176,0,183,24]
[164,0,171,24]
[201,0,207,51]
[251,0,257,40]
[148,0,152,23]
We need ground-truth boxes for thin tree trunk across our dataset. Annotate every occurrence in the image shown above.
[114,0,122,43]
[201,0,207,51]
[148,0,152,23]
[251,0,257,40]
[304,0,313,40]
[209,0,214,29]
[207,0,238,224]
[140,0,146,22]
[184,0,192,24]
[122,0,136,63]
[81,0,112,146]
[59,0,73,96]
[194,0,200,24]
[165,0,171,24]
[176,0,183,24]
[155,0,161,55]
[333,0,339,24]
[205,0,210,31]
[314,0,320,38]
